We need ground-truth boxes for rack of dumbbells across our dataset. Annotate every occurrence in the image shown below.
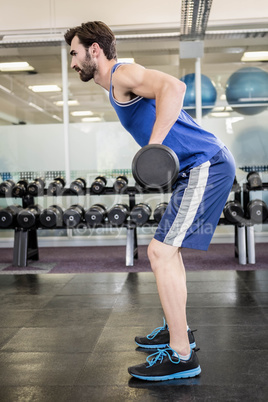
[242,172,268,264]
[0,174,172,267]
[0,170,248,268]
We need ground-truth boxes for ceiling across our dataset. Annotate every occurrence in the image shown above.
[0,5,268,125]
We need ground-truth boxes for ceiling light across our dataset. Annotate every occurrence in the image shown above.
[0,62,34,72]
[241,51,268,62]
[117,58,135,63]
[52,115,62,122]
[29,102,45,112]
[82,117,102,122]
[0,84,12,94]
[71,111,93,117]
[54,100,79,106]
[210,112,231,117]
[29,85,61,93]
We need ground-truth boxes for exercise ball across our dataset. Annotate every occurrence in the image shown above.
[225,67,268,115]
[180,73,217,117]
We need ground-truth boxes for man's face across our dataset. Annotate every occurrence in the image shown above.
[70,36,97,82]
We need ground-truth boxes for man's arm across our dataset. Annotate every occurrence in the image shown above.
[112,64,186,144]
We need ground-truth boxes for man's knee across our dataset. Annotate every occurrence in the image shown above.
[147,239,179,271]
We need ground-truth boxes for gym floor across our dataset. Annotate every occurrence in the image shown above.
[0,269,267,401]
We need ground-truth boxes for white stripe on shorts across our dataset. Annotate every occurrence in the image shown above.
[164,160,211,247]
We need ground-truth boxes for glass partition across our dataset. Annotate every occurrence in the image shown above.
[0,28,267,244]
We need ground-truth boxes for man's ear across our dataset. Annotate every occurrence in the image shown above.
[90,42,101,57]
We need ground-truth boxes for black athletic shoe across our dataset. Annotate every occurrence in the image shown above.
[135,319,196,349]
[128,346,201,381]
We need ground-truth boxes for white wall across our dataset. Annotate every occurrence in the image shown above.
[1,0,268,33]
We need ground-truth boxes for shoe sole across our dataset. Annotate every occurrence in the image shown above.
[130,366,201,381]
[135,341,196,349]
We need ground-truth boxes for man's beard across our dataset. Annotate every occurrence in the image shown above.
[79,51,97,82]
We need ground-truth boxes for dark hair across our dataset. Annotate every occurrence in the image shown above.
[64,21,117,60]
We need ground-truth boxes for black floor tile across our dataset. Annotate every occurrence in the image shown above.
[44,294,117,309]
[198,350,268,387]
[24,307,112,328]
[0,268,267,401]
[0,386,71,402]
[57,281,125,295]
[187,291,259,307]
[127,382,267,402]
[0,310,38,328]
[0,328,20,348]
[94,325,145,353]
[114,293,161,310]
[75,350,140,386]
[2,326,104,353]
[187,280,249,293]
[68,272,129,283]
[187,307,268,326]
[252,292,268,306]
[0,352,89,386]
[193,325,268,350]
[0,294,54,310]
[105,308,164,329]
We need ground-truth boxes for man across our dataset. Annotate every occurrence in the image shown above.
[64,21,236,381]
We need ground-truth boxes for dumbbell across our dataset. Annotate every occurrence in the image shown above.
[0,205,22,228]
[0,180,15,197]
[85,204,107,226]
[70,178,86,195]
[132,144,180,191]
[130,203,151,225]
[113,175,128,193]
[17,205,41,229]
[223,201,244,224]
[247,199,268,224]
[107,204,129,225]
[47,177,66,196]
[153,202,168,223]
[63,204,84,228]
[27,177,46,196]
[247,171,262,189]
[12,179,28,197]
[91,176,107,194]
[39,205,64,228]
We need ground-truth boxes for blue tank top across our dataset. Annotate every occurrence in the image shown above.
[109,63,224,172]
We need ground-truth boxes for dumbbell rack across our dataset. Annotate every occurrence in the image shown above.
[1,180,249,268]
[217,181,249,265]
[242,181,268,264]
[1,185,161,267]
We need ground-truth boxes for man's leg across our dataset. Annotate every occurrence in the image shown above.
[147,237,190,356]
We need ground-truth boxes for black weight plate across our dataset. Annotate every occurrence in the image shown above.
[0,210,13,228]
[85,207,105,225]
[132,144,179,190]
[223,201,244,224]
[17,210,36,229]
[107,206,128,226]
[130,205,151,225]
[40,209,58,228]
[248,200,268,224]
[153,202,168,223]
[63,210,81,227]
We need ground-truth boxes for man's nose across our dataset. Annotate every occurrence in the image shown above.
[71,58,76,69]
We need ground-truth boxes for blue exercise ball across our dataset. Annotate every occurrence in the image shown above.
[225,67,268,115]
[180,73,217,117]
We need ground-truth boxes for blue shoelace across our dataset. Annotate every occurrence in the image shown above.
[146,347,180,367]
[147,318,168,340]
